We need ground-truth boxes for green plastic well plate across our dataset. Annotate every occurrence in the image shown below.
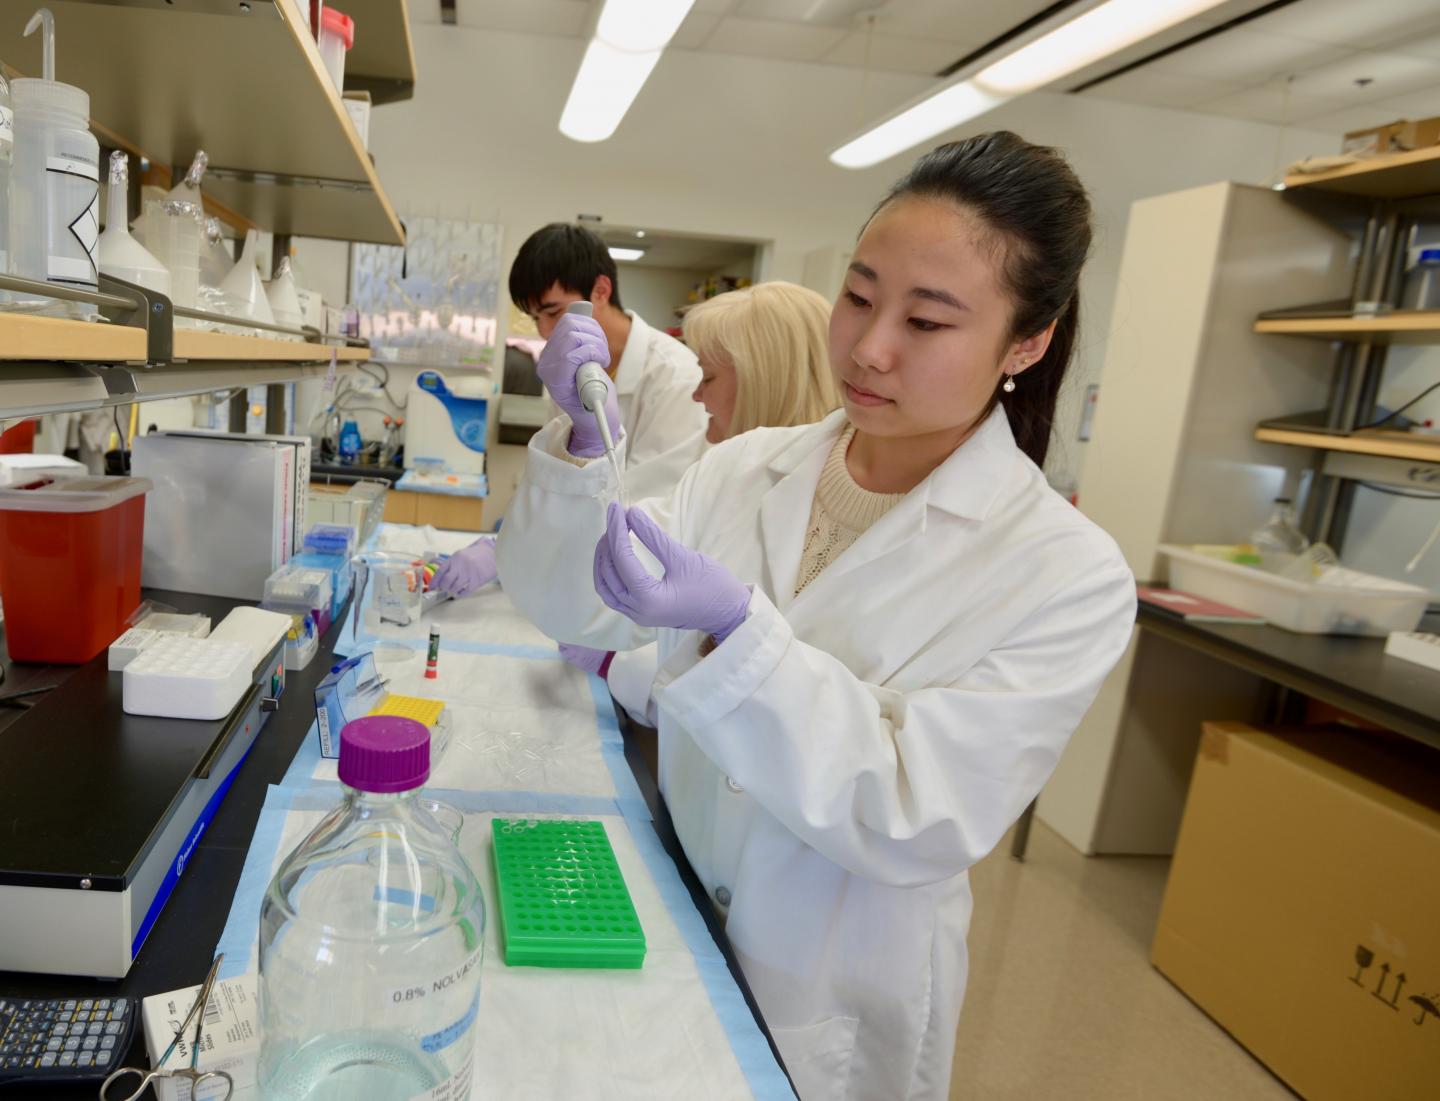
[491,818,646,969]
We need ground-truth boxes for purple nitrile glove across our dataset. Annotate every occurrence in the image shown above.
[536,312,621,458]
[593,502,751,644]
[430,535,498,597]
[559,642,613,678]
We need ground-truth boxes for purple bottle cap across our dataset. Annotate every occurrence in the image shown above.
[338,716,430,793]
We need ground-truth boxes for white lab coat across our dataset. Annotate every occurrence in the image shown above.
[604,310,709,503]
[605,641,662,727]
[497,407,1136,1101]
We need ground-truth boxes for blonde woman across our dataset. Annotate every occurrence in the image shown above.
[432,281,839,599]
[686,280,840,444]
[559,281,842,713]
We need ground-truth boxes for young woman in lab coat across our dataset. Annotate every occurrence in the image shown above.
[558,280,842,709]
[496,132,1136,1101]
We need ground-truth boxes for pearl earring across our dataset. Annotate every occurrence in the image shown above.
[1003,373,1017,394]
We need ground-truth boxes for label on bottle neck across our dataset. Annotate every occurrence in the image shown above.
[0,104,13,148]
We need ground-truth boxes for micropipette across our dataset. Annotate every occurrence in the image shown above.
[564,301,626,505]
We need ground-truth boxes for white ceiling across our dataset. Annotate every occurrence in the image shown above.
[409,0,1440,134]
[1076,0,1440,132]
[409,0,1052,76]
[596,225,759,271]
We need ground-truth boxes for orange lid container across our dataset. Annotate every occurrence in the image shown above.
[0,476,153,663]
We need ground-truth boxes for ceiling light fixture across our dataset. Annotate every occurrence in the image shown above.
[560,0,697,143]
[830,0,1229,169]
[975,0,1230,95]
[830,80,1009,169]
[609,247,646,262]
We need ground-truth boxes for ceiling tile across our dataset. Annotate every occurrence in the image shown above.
[1364,89,1440,118]
[1147,29,1348,85]
[1246,0,1440,51]
[865,0,1030,46]
[1308,89,1440,133]
[1296,103,1419,135]
[819,29,968,75]
[1285,51,1440,105]
[1374,30,1440,62]
[701,16,849,62]
[734,0,865,26]
[409,0,441,24]
[456,0,592,37]
[1084,69,1248,111]
[1193,84,1351,125]
[669,12,722,50]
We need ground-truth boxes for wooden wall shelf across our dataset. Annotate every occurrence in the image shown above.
[1254,312,1440,344]
[1282,145,1440,200]
[1254,426,1440,464]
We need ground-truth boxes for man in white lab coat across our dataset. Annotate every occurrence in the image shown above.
[431,223,708,596]
[509,223,709,504]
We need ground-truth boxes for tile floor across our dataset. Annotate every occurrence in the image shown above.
[951,822,1298,1100]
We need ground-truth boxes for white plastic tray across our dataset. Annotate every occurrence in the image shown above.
[1159,544,1431,636]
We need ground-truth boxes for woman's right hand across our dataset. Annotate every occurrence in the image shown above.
[536,312,620,457]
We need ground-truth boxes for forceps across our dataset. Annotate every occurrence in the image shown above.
[100,954,234,1100]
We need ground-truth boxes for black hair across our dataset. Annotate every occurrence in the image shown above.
[874,131,1092,468]
[508,223,624,315]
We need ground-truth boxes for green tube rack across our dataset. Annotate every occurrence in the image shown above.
[491,818,646,969]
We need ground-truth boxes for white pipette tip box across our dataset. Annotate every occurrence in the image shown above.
[123,636,253,721]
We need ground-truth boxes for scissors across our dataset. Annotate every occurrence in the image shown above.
[100,954,234,1100]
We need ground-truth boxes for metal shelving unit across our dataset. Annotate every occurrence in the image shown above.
[0,0,412,417]
[0,277,368,418]
[1258,152,1440,543]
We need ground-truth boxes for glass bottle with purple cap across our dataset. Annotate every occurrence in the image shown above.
[258,716,484,1101]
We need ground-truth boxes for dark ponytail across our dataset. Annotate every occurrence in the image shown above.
[873,132,1092,468]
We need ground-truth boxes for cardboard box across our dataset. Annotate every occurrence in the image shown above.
[1153,723,1440,1101]
[1342,120,1407,157]
[1399,116,1440,151]
[1342,116,1440,156]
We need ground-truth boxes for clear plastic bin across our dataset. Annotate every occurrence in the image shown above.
[0,476,152,662]
[1159,544,1430,636]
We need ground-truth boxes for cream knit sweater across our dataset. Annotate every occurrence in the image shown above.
[794,423,906,596]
